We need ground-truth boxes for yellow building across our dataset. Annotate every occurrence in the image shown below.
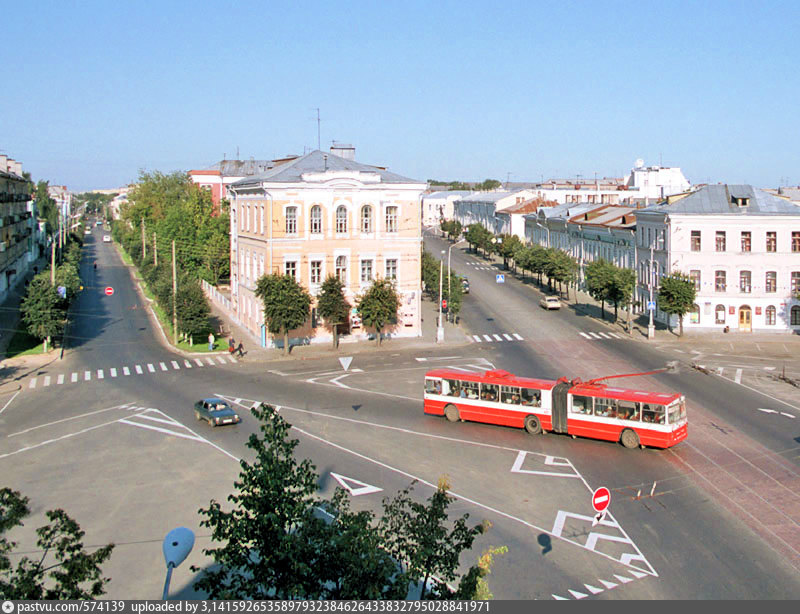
[228,147,427,348]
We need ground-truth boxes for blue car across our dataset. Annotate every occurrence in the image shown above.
[194,398,241,427]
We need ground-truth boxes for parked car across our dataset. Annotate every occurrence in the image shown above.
[194,398,241,427]
[539,296,561,310]
[461,277,470,294]
[103,235,111,243]
[96,220,102,226]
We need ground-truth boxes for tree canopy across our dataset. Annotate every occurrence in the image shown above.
[316,275,350,349]
[255,273,311,354]
[356,278,400,345]
[658,273,697,336]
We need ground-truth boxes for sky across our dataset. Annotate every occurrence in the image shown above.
[2,0,799,192]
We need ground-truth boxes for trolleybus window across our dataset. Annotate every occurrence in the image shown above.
[594,397,616,418]
[572,395,593,414]
[480,383,499,402]
[642,403,665,424]
[667,400,685,424]
[501,385,521,404]
[462,381,479,399]
[443,379,461,397]
[425,379,442,395]
[520,388,541,407]
[617,399,639,421]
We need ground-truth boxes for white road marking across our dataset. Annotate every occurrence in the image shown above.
[184,360,192,368]
[171,361,180,369]
[780,412,796,419]
[159,362,168,371]
[84,371,91,381]
[8,403,135,437]
[57,374,64,385]
[97,370,104,379]
[589,332,602,339]
[629,570,649,579]
[764,366,776,371]
[329,472,383,496]
[503,333,513,341]
[608,333,621,339]
[552,595,568,601]
[44,376,51,387]
[735,368,743,384]
[492,334,503,341]
[614,575,633,584]
[227,356,236,363]
[330,374,352,389]
[193,358,203,367]
[351,368,363,372]
[118,419,206,442]
[123,366,130,375]
[482,335,492,342]
[146,363,154,372]
[206,358,215,366]
[598,333,611,339]
[110,368,117,377]
[568,590,588,599]
[215,356,226,364]
[473,335,482,342]
[579,332,591,339]
[510,451,580,478]
[512,333,523,340]
[584,584,603,594]
[599,579,618,589]
[0,390,21,415]
[71,372,78,383]
[135,365,143,374]
[716,367,724,375]
[757,408,777,414]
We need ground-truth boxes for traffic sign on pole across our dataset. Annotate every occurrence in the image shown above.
[496,274,505,283]
[647,300,656,311]
[592,486,611,512]
[104,286,114,296]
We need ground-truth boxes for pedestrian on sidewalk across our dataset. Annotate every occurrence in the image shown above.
[236,342,245,358]
[228,336,235,354]
[208,332,215,351]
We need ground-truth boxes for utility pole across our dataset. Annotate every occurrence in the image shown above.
[153,232,157,266]
[437,253,444,342]
[51,240,56,285]
[648,243,655,340]
[172,240,178,345]
[141,219,147,260]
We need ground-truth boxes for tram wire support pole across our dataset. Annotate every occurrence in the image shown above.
[172,240,178,346]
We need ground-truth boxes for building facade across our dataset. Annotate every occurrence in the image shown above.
[228,148,427,348]
[0,155,34,300]
[636,185,800,333]
[421,191,471,227]
[453,190,535,234]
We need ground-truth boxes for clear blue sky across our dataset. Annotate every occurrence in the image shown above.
[3,0,799,191]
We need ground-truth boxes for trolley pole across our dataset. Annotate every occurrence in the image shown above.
[172,240,178,345]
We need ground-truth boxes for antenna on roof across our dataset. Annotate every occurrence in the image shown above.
[236,146,239,160]
[315,108,321,150]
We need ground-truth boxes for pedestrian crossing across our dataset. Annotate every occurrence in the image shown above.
[26,354,238,390]
[469,331,626,344]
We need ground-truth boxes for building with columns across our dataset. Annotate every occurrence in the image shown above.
[227,147,427,348]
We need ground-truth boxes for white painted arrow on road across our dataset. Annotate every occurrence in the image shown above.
[330,472,383,496]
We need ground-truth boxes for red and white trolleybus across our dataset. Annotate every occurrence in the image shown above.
[423,368,687,449]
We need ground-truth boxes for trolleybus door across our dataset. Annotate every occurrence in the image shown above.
[551,381,570,433]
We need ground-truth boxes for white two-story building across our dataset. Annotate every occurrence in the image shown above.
[636,184,800,333]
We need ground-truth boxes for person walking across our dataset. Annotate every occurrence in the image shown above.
[208,332,215,351]
[228,336,235,354]
[236,341,245,358]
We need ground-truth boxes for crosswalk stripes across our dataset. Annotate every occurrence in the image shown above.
[467,330,627,344]
[23,354,240,391]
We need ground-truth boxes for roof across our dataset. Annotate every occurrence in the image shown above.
[498,197,558,215]
[195,159,284,177]
[528,202,597,220]
[231,150,420,187]
[459,190,528,205]
[425,368,557,391]
[569,382,681,404]
[567,205,637,228]
[423,191,473,199]
[641,184,800,216]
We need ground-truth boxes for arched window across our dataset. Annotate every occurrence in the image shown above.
[336,205,347,234]
[335,256,347,283]
[766,305,776,325]
[361,205,373,233]
[310,205,322,234]
[715,304,726,324]
[689,304,700,324]
[792,305,800,326]
[285,206,297,234]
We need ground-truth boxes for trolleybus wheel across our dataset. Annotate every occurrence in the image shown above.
[620,428,639,449]
[444,404,460,423]
[524,415,541,435]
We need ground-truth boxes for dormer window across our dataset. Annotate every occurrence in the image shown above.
[732,196,750,207]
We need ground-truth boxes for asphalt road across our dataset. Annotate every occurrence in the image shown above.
[2,232,800,599]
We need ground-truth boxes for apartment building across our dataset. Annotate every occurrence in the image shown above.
[453,190,535,234]
[636,184,800,333]
[421,190,471,227]
[227,147,427,348]
[0,155,34,300]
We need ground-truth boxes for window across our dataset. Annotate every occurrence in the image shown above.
[594,397,616,418]
[479,383,499,402]
[461,380,479,399]
[766,305,776,325]
[691,230,701,251]
[361,205,373,233]
[520,388,541,407]
[767,231,776,252]
[336,205,347,233]
[739,270,751,293]
[715,231,726,252]
[360,259,373,283]
[617,400,639,421]
[715,270,726,292]
[385,206,398,233]
[689,270,701,291]
[442,379,460,397]
[284,261,296,280]
[285,207,297,235]
[385,258,397,280]
[500,385,521,404]
[642,403,666,425]
[793,306,800,326]
[310,260,322,285]
[335,256,347,283]
[741,231,751,252]
[571,395,593,415]
[689,304,700,324]
[715,305,726,324]
[794,232,800,253]
[310,205,322,234]
[766,271,776,293]
[792,272,800,295]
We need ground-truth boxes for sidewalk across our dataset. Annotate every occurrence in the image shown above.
[206,294,471,364]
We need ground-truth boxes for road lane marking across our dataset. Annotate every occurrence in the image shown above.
[227,356,236,363]
[512,333,523,340]
[609,333,621,339]
[118,419,206,443]
[171,361,180,369]
[482,335,492,342]
[135,365,143,374]
[71,373,78,383]
[216,357,226,365]
[84,371,91,381]
[579,332,591,339]
[503,334,513,341]
[8,403,137,437]
[757,408,777,414]
[44,376,51,387]
[123,366,130,375]
[598,333,611,339]
[780,412,796,419]
[493,334,503,341]
[184,360,192,368]
[206,358,215,366]
[735,368,742,384]
[147,364,155,373]
[110,368,117,377]
[589,332,602,339]
[159,362,168,371]
[473,335,482,342]
[57,374,64,385]
[0,390,21,415]
[96,370,103,379]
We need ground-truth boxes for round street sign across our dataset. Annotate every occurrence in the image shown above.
[104,286,114,296]
[592,487,611,513]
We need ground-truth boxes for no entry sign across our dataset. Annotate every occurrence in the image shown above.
[592,487,611,513]
[104,286,114,296]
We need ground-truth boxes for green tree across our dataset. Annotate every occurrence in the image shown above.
[175,280,211,343]
[585,259,616,319]
[464,224,483,254]
[475,179,502,191]
[548,250,578,296]
[0,488,114,599]
[658,273,696,336]
[357,278,400,346]
[255,273,311,355]
[316,275,350,349]
[20,276,65,351]
[528,245,549,286]
[54,263,82,302]
[35,181,58,237]
[380,476,486,599]
[608,267,637,331]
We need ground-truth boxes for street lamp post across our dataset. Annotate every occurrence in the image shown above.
[647,243,655,340]
[437,250,445,342]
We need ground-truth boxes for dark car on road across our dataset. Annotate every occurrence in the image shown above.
[194,398,241,427]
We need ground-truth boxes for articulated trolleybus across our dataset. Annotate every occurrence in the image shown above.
[423,368,687,449]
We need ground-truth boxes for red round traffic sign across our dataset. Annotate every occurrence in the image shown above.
[104,286,114,296]
[592,487,611,513]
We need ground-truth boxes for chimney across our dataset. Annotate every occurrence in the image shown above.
[330,142,355,160]
[13,161,22,176]
[0,155,7,173]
